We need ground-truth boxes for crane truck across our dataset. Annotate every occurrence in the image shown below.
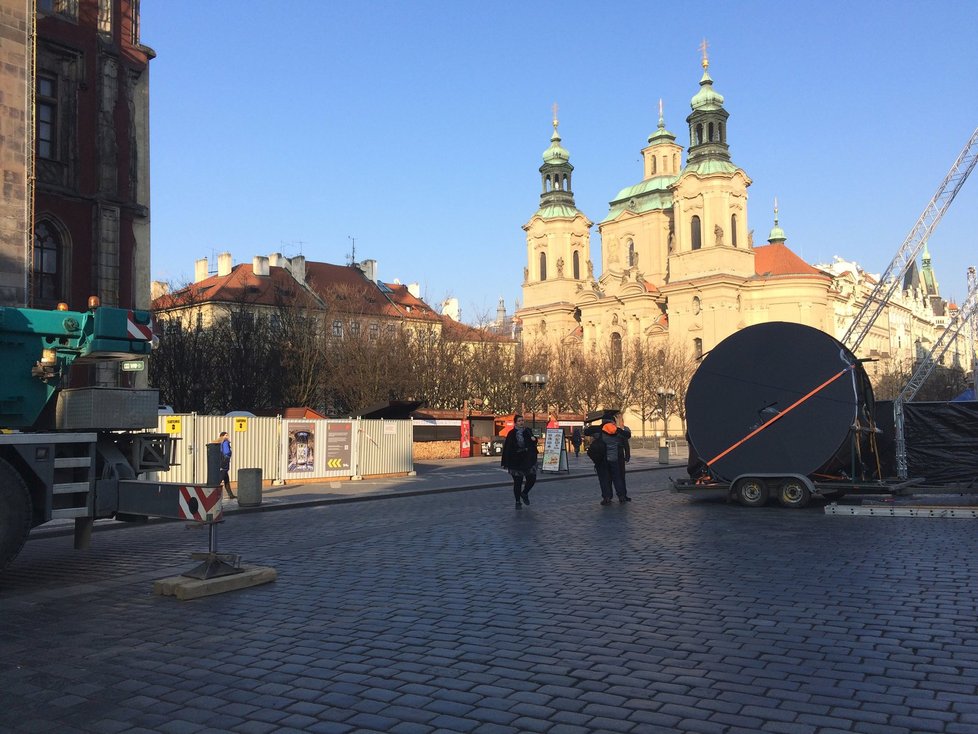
[0,299,222,570]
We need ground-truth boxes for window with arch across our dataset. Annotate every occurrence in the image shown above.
[627,239,635,267]
[572,251,580,279]
[730,214,738,247]
[539,252,547,281]
[708,122,715,141]
[33,219,65,306]
[650,156,656,175]
[37,75,58,160]
[563,173,569,190]
[694,337,703,359]
[611,332,623,369]
[695,124,703,144]
[719,123,725,142]
[692,296,701,315]
[691,216,702,250]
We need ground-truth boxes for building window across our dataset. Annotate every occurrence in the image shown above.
[37,76,58,160]
[32,220,63,305]
[691,216,702,250]
[369,323,379,340]
[694,338,703,359]
[695,124,703,145]
[693,296,701,315]
[332,320,343,338]
[38,0,78,18]
[196,312,203,331]
[650,156,656,175]
[573,251,580,280]
[610,333,623,369]
[539,252,547,281]
[97,0,113,37]
[349,320,360,337]
[731,214,738,247]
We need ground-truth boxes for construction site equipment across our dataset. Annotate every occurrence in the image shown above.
[842,127,978,353]
[0,302,224,570]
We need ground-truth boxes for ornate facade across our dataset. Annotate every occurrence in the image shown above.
[516,53,970,384]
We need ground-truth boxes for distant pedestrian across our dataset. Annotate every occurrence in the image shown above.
[219,431,235,500]
[584,414,632,505]
[501,415,538,509]
[571,426,583,458]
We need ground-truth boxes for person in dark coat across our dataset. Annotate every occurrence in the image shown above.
[584,414,632,505]
[501,415,539,509]
[570,426,583,458]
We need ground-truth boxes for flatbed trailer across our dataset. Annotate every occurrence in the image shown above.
[671,473,924,509]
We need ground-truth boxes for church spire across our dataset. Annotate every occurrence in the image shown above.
[767,196,787,244]
[686,40,732,168]
[538,103,576,210]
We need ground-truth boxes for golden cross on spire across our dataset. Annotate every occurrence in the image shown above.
[552,102,559,129]
[699,37,710,69]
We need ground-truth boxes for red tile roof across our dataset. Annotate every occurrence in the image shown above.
[753,243,827,278]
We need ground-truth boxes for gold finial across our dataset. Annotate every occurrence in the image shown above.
[699,38,709,69]
[552,102,559,130]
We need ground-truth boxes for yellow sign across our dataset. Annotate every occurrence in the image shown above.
[234,417,248,432]
[327,458,343,468]
[164,416,182,434]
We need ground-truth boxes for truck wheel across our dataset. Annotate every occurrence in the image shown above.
[734,477,768,507]
[778,478,811,509]
[0,458,33,570]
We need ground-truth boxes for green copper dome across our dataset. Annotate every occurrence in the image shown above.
[543,126,569,164]
[768,198,786,243]
[691,70,725,111]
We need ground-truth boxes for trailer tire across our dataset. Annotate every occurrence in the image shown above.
[778,478,811,509]
[734,477,769,507]
[0,458,33,570]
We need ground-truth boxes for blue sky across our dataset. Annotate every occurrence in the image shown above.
[144,1,978,323]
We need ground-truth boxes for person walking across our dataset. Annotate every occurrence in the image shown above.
[501,415,539,509]
[219,431,235,500]
[570,426,583,458]
[584,414,632,505]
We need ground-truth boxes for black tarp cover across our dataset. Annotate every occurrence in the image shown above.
[875,400,978,484]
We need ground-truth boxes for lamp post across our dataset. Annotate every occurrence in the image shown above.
[520,373,548,435]
[656,387,676,439]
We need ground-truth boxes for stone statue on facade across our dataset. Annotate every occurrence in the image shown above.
[748,229,754,248]
[523,266,529,283]
[587,259,594,279]
[556,257,564,277]
[714,224,724,247]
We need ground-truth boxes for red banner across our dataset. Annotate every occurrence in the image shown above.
[460,419,471,458]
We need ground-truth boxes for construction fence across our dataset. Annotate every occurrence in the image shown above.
[147,414,414,484]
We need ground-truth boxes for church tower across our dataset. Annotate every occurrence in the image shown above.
[517,108,593,344]
[668,45,753,282]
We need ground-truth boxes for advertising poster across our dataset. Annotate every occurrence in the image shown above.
[460,419,471,458]
[542,428,567,472]
[326,422,353,470]
[288,423,315,472]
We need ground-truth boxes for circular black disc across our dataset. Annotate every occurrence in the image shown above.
[686,322,866,481]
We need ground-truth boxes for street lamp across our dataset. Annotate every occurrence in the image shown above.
[520,373,548,435]
[656,387,676,439]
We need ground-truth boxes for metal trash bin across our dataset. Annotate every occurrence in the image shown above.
[237,468,263,507]
[658,438,669,465]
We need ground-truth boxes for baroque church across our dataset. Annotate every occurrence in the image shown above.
[515,52,964,376]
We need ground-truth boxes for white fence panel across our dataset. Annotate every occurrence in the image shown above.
[356,419,413,476]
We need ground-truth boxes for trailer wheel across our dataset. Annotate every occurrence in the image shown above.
[734,477,769,507]
[0,458,33,570]
[778,478,811,509]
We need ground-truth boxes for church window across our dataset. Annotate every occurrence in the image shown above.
[539,252,547,281]
[627,240,635,267]
[545,175,552,192]
[32,219,66,307]
[611,332,623,369]
[673,153,678,170]
[719,123,725,142]
[731,214,738,247]
[650,156,656,175]
[37,75,58,160]
[695,124,703,145]
[708,122,715,141]
[691,216,702,250]
[694,337,703,359]
[572,251,580,279]
[693,296,701,315]
[563,173,570,190]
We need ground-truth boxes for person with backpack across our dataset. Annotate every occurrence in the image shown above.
[501,415,539,509]
[584,413,632,505]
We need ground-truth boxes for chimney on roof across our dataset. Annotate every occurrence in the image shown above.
[217,252,233,277]
[441,297,459,321]
[407,283,421,298]
[194,258,209,282]
[151,281,169,300]
[253,255,269,277]
[269,252,286,267]
[289,255,306,284]
[360,259,377,282]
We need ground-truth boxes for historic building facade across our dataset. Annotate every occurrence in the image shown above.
[0,0,154,312]
[516,53,968,382]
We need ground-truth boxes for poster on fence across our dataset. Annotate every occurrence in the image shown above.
[541,428,568,473]
[288,423,315,472]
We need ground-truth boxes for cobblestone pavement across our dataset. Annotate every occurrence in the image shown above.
[2,463,978,733]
